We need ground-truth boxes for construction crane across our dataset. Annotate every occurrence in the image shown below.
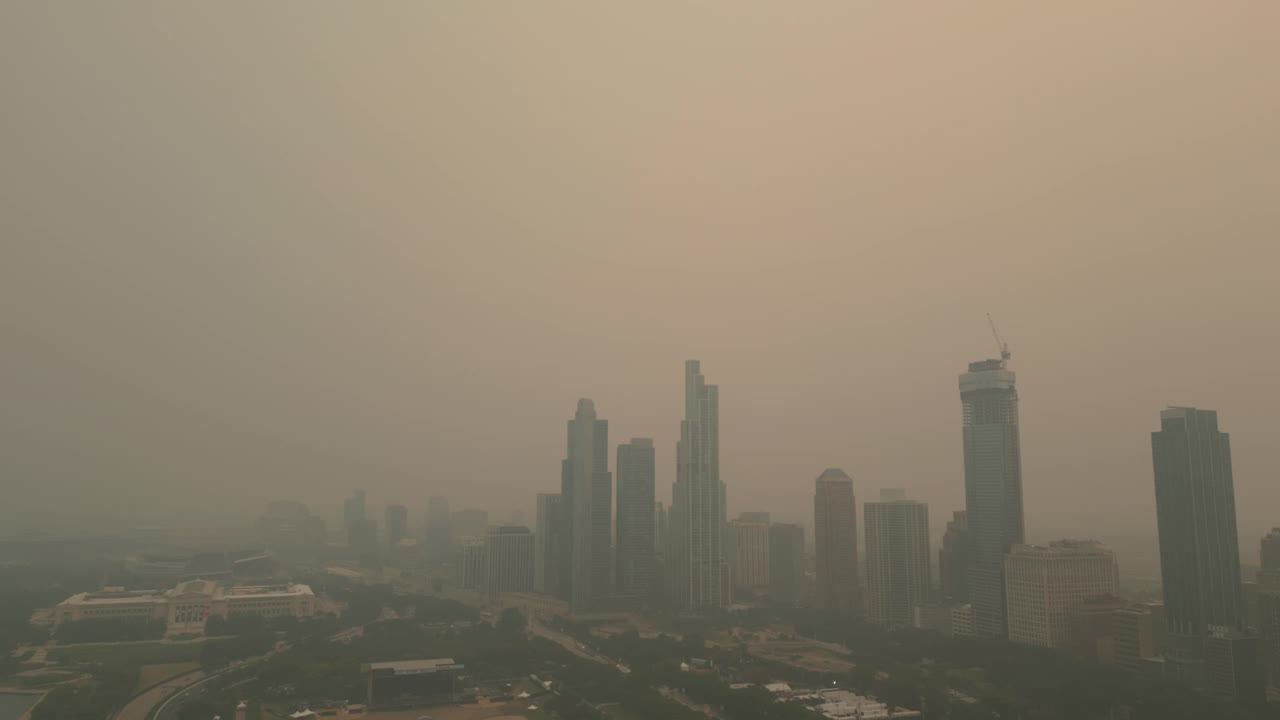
[986,313,1011,363]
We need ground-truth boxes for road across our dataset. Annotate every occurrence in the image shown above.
[114,670,207,720]
[527,620,610,665]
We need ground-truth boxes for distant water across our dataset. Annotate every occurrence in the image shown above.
[0,693,40,720]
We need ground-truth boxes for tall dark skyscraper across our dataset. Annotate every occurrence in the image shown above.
[1261,528,1280,576]
[669,360,727,610]
[769,522,805,608]
[343,489,366,541]
[560,399,611,611]
[384,504,409,550]
[1152,407,1248,688]
[960,357,1025,638]
[814,468,858,613]
[616,438,656,602]
[939,510,971,602]
[534,493,562,595]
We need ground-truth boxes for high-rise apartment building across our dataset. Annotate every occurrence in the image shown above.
[616,439,656,601]
[384,504,409,550]
[960,357,1025,638]
[669,360,727,610]
[1152,407,1249,688]
[769,523,805,608]
[939,510,971,602]
[1004,540,1119,649]
[459,538,485,590]
[534,493,562,595]
[484,526,534,600]
[343,489,367,545]
[560,399,612,611]
[1113,602,1167,673]
[1262,529,1280,575]
[425,496,452,561]
[729,518,771,594]
[814,468,858,613]
[864,493,931,629]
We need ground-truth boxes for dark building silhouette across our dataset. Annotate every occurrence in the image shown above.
[560,399,611,611]
[769,522,805,608]
[960,358,1025,638]
[534,493,561,595]
[385,504,409,550]
[1152,407,1254,698]
[938,510,971,602]
[616,438,656,603]
[814,468,858,613]
[425,496,451,562]
[669,360,727,610]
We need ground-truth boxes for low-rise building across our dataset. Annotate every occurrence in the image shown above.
[56,579,315,635]
[792,689,921,719]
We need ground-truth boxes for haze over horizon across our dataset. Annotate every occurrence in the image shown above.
[3,2,1278,572]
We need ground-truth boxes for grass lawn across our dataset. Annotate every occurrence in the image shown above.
[50,642,208,667]
[134,662,201,693]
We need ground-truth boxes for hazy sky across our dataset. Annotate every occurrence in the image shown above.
[3,3,1278,570]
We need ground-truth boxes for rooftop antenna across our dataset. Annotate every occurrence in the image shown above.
[986,313,1011,363]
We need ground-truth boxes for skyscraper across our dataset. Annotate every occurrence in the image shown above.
[343,489,367,544]
[864,492,931,629]
[425,496,451,562]
[814,468,858,613]
[384,504,409,550]
[729,517,771,594]
[1003,540,1119,649]
[616,439,656,602]
[938,510,971,602]
[669,360,727,610]
[1262,528,1280,576]
[560,399,611,611]
[1152,407,1248,686]
[960,357,1025,638]
[769,523,805,608]
[484,525,534,600]
[534,493,562,595]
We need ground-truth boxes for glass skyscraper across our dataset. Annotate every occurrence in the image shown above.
[669,360,727,610]
[616,438,656,602]
[960,357,1025,638]
[560,398,611,611]
[1152,407,1247,687]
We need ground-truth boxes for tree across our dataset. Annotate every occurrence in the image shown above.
[497,608,527,637]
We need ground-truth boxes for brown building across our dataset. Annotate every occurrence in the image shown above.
[814,468,858,613]
[1067,595,1126,664]
[1113,602,1167,672]
[1258,590,1280,701]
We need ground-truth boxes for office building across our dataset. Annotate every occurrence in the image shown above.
[484,526,534,600]
[1004,540,1119,649]
[1152,407,1248,686]
[1066,595,1126,665]
[459,538,485,590]
[655,502,668,552]
[1256,591,1280,700]
[1262,529,1280,575]
[814,468,858,613]
[385,504,409,550]
[960,357,1025,638]
[425,496,451,561]
[534,493,562,595]
[864,493,931,629]
[669,360,728,610]
[729,518,771,594]
[560,399,612,611]
[770,523,805,608]
[616,438,657,600]
[938,510,971,602]
[951,604,976,637]
[1113,602,1167,672]
[1205,629,1264,703]
[344,490,368,545]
